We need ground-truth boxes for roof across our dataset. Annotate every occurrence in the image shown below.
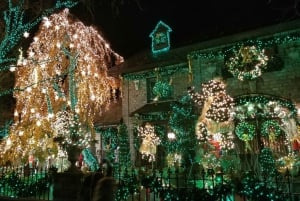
[130,100,176,117]
[94,100,122,127]
[108,19,300,76]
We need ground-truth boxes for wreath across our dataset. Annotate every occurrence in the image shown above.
[261,120,282,138]
[153,80,173,99]
[235,121,256,141]
[226,45,268,81]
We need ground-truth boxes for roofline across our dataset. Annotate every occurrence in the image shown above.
[110,19,300,76]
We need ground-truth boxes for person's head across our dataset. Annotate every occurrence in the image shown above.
[101,159,112,176]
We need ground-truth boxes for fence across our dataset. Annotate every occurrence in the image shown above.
[0,165,299,201]
[113,167,300,201]
[0,165,53,200]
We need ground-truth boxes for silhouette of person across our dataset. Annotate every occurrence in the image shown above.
[77,165,104,201]
[92,159,117,201]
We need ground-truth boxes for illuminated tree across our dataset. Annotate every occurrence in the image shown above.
[189,79,235,169]
[0,8,123,165]
[169,94,198,168]
[0,0,77,128]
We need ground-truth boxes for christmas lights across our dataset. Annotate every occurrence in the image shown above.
[226,45,268,81]
[0,8,123,165]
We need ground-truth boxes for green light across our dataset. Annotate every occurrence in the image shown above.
[235,121,256,141]
[149,21,172,55]
[123,63,188,80]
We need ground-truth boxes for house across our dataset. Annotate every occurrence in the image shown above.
[110,19,300,171]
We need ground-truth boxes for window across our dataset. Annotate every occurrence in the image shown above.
[146,77,173,102]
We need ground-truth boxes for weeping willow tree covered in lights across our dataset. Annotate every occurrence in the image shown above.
[0,8,123,165]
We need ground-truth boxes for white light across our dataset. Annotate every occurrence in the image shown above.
[36,120,41,126]
[26,87,32,92]
[42,88,47,93]
[9,66,16,72]
[43,17,51,28]
[23,31,30,38]
[6,138,11,146]
[48,113,54,119]
[167,132,176,140]
[29,51,34,57]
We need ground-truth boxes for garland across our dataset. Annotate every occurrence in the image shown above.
[123,64,188,80]
[235,121,256,141]
[261,120,282,138]
[226,46,268,81]
[152,80,173,99]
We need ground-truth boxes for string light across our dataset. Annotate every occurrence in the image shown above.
[226,45,268,81]
[138,123,161,162]
[0,8,123,164]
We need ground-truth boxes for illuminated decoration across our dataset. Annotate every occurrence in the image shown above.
[191,79,234,142]
[189,79,236,171]
[234,95,297,120]
[201,152,219,170]
[0,9,123,164]
[0,120,12,139]
[0,0,77,70]
[276,154,299,175]
[169,95,198,167]
[134,112,169,121]
[233,95,298,148]
[261,120,282,138]
[97,127,118,162]
[52,110,91,149]
[152,80,173,101]
[123,63,188,81]
[166,153,182,167]
[138,123,161,162]
[225,45,268,81]
[235,121,255,152]
[259,148,276,176]
[149,20,172,54]
[155,125,178,154]
[82,148,99,171]
[235,121,256,141]
[96,124,130,166]
[117,124,131,166]
[187,86,204,107]
[206,92,235,122]
[0,169,51,197]
[187,30,300,60]
[238,172,287,200]
[196,122,209,143]
[197,79,234,123]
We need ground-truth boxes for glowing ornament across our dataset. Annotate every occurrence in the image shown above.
[226,46,268,81]
[138,123,161,162]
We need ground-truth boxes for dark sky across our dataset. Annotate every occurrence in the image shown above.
[72,0,300,58]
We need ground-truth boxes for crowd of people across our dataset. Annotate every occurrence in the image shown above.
[77,159,117,201]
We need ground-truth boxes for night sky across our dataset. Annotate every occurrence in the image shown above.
[72,0,300,58]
